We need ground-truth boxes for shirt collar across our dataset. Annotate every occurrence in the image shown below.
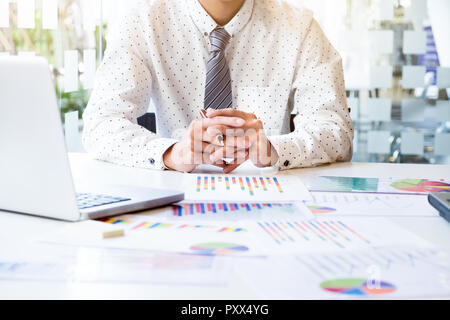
[186,0,254,37]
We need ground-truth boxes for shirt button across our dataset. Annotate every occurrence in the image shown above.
[283,160,290,167]
[204,32,208,36]
[149,158,155,165]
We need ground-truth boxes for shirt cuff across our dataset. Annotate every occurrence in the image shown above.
[144,138,178,170]
[267,134,300,171]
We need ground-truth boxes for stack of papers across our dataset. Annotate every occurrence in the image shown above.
[8,173,450,298]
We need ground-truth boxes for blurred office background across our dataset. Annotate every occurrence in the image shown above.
[0,0,449,164]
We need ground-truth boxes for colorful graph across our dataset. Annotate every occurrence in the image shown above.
[100,218,133,225]
[320,278,396,296]
[196,175,284,196]
[171,203,296,217]
[306,176,450,194]
[257,220,371,249]
[218,227,246,233]
[391,179,450,193]
[190,242,249,255]
[306,176,379,192]
[132,222,175,230]
[99,218,246,232]
[307,205,337,214]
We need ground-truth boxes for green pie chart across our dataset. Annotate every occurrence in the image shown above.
[320,278,396,296]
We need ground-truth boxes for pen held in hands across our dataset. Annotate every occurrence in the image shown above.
[200,109,224,146]
[200,109,237,163]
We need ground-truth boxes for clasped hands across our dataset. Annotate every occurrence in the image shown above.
[163,109,279,173]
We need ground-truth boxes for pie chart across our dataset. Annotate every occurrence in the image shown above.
[320,278,396,296]
[190,242,249,255]
[308,205,337,214]
[391,179,450,193]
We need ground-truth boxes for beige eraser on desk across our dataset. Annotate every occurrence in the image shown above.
[102,228,125,239]
[65,220,125,240]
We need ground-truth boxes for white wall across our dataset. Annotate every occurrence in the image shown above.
[428,0,450,67]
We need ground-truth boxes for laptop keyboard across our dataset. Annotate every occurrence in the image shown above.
[76,193,131,210]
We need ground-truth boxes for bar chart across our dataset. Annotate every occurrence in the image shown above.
[253,217,428,254]
[257,220,370,249]
[196,176,284,195]
[99,218,247,233]
[186,174,311,202]
[171,203,296,217]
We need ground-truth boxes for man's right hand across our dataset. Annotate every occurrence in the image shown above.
[163,116,247,173]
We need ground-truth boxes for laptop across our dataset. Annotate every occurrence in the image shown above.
[0,56,184,221]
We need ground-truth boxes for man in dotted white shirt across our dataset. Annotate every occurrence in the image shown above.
[83,0,354,173]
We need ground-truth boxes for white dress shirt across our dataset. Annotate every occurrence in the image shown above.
[82,0,354,171]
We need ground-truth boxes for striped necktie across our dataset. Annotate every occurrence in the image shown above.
[204,27,233,110]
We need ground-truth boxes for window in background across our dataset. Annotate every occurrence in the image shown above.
[291,0,450,165]
[1,0,449,163]
[0,0,120,151]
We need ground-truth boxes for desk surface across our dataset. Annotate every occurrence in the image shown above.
[1,153,450,299]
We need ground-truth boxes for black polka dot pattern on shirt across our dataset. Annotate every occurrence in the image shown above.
[82,0,354,171]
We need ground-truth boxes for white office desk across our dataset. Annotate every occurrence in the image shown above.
[1,153,450,299]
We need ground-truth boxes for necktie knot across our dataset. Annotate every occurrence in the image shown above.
[210,28,231,52]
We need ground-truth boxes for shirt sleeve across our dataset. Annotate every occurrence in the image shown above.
[268,18,354,170]
[82,6,177,170]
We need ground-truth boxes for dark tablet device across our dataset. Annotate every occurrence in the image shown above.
[428,193,450,223]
